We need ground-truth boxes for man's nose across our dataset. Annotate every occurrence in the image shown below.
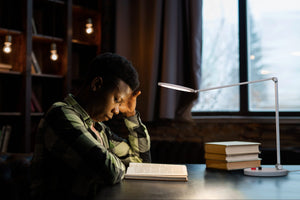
[113,104,120,115]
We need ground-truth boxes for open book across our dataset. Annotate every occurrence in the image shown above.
[124,163,188,181]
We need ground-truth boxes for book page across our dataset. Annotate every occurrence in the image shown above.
[207,141,260,146]
[126,163,188,176]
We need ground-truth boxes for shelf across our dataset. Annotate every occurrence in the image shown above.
[0,28,22,35]
[0,112,22,117]
[72,4,100,14]
[32,41,66,76]
[0,1,25,32]
[72,3,101,46]
[32,73,64,79]
[33,34,64,43]
[0,71,22,76]
[47,0,66,6]
[31,112,44,117]
[72,39,99,46]
[33,0,67,38]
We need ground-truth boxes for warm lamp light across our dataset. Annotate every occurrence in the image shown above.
[158,77,288,177]
[3,35,12,54]
[85,18,94,34]
[50,43,58,61]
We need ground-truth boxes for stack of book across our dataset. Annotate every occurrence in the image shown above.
[204,141,261,170]
[0,63,12,72]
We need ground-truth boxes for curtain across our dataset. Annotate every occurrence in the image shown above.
[115,0,202,121]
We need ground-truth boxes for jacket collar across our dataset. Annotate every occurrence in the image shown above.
[64,93,94,127]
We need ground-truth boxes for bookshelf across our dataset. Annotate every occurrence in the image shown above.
[0,0,102,153]
[71,1,101,94]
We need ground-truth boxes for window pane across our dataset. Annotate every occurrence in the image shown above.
[248,0,300,111]
[192,0,239,112]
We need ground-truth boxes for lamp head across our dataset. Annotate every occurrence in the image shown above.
[158,82,197,93]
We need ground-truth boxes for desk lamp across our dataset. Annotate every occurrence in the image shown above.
[158,77,288,176]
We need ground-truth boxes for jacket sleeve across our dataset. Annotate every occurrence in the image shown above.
[104,112,151,166]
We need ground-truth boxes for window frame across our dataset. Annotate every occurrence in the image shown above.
[192,0,300,117]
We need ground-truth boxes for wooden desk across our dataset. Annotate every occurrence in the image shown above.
[95,164,300,200]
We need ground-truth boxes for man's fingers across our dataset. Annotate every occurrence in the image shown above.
[133,90,141,98]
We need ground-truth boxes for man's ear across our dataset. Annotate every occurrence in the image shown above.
[91,77,103,91]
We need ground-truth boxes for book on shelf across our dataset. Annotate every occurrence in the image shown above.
[31,52,42,74]
[32,17,37,34]
[0,126,4,151]
[205,152,260,162]
[0,125,12,153]
[31,91,43,112]
[31,100,35,112]
[31,64,37,74]
[124,162,188,182]
[205,141,260,155]
[0,63,12,72]
[205,159,261,170]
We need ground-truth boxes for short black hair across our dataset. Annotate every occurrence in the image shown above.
[84,52,140,91]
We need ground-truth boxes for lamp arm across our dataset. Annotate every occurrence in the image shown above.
[195,77,275,92]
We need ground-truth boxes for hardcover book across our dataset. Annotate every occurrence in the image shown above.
[205,159,261,170]
[0,63,12,71]
[205,152,260,162]
[205,141,260,155]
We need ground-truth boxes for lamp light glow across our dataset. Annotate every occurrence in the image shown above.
[3,35,12,54]
[85,18,94,34]
[50,43,58,61]
[291,51,300,56]
[158,77,288,177]
[260,69,271,75]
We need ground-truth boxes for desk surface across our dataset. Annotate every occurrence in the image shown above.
[96,164,300,200]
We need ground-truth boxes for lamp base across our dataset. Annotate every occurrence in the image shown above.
[244,167,288,177]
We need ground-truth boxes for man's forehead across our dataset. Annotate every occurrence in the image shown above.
[116,80,133,97]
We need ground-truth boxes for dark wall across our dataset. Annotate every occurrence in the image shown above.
[100,0,116,53]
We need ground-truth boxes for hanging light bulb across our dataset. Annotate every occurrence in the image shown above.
[3,35,12,54]
[85,18,94,34]
[50,43,58,61]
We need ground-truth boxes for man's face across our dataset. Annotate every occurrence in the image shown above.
[90,79,133,122]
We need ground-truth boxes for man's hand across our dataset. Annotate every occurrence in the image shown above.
[119,90,141,117]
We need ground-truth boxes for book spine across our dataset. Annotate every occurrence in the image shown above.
[0,126,6,151]
[31,91,43,112]
[31,52,42,74]
[1,125,12,152]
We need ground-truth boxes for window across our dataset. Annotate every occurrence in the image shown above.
[192,0,239,112]
[248,0,300,111]
[192,0,300,115]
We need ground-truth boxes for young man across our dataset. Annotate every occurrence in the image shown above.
[30,53,151,199]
